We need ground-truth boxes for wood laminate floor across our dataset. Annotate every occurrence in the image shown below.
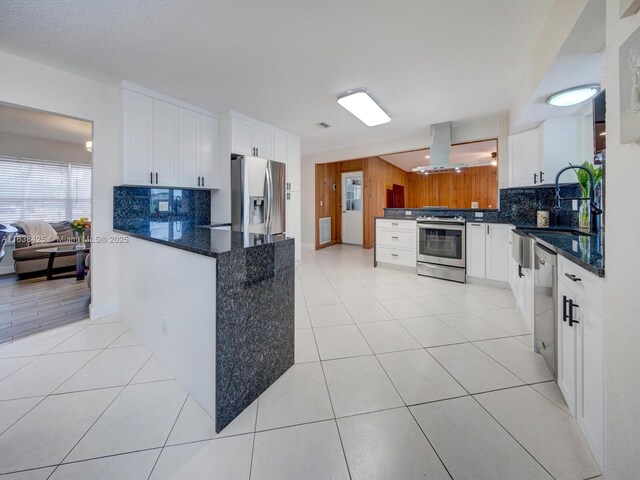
[0,274,90,344]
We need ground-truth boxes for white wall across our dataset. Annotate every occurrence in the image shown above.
[0,50,121,318]
[603,2,640,477]
[0,130,91,164]
[300,115,509,247]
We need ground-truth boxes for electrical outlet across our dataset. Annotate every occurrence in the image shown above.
[475,212,484,218]
[161,316,168,335]
[405,211,411,216]
[159,201,169,212]
[572,199,578,211]
[572,240,579,252]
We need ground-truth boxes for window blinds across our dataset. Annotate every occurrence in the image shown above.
[0,157,92,223]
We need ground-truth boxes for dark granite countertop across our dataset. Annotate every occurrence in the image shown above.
[114,220,291,259]
[513,228,604,278]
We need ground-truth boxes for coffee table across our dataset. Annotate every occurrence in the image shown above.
[36,245,90,281]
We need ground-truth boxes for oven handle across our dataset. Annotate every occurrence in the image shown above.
[417,223,465,232]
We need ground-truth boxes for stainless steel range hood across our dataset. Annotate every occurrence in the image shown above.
[413,122,468,173]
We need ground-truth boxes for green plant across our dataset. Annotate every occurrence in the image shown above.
[573,161,602,195]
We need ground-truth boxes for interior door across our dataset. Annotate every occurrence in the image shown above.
[341,172,363,245]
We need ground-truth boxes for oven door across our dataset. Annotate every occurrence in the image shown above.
[417,223,465,268]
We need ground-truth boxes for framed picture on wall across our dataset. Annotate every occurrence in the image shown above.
[620,24,640,143]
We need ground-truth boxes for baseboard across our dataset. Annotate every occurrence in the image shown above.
[302,243,314,251]
[89,301,118,320]
[466,276,510,289]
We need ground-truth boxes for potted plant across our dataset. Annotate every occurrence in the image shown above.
[574,162,602,230]
[70,217,91,248]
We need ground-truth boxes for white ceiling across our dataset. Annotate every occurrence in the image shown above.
[513,0,605,131]
[0,104,92,145]
[380,139,498,172]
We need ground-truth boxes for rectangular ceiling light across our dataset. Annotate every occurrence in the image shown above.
[337,89,390,126]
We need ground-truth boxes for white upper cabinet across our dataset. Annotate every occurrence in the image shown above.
[123,90,154,185]
[177,108,199,188]
[198,114,218,189]
[508,115,586,188]
[508,127,541,188]
[122,84,219,189]
[230,114,275,159]
[466,223,486,278]
[231,116,254,156]
[485,224,511,282]
[287,135,301,192]
[153,99,179,187]
[273,130,288,164]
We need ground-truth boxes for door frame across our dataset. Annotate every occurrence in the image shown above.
[340,171,364,246]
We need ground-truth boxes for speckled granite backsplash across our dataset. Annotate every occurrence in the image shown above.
[113,186,211,231]
[384,183,584,228]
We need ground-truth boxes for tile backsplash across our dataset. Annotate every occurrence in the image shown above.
[113,186,211,231]
[498,183,582,227]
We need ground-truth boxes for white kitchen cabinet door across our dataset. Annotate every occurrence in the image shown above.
[273,130,288,165]
[557,284,578,416]
[123,90,154,185]
[508,128,542,188]
[485,224,511,282]
[177,108,199,188]
[286,190,301,262]
[541,116,582,185]
[287,135,301,191]
[253,124,274,160]
[153,99,179,186]
[577,300,605,470]
[466,223,486,278]
[198,114,218,189]
[231,116,254,156]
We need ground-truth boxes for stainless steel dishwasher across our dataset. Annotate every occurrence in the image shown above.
[534,243,557,378]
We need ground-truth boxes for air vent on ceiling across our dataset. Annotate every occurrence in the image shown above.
[316,122,330,129]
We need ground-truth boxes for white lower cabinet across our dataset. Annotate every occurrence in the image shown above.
[375,219,416,268]
[466,223,511,282]
[557,257,605,471]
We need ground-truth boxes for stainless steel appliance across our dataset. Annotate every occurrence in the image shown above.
[416,216,466,283]
[534,243,557,378]
[231,155,286,235]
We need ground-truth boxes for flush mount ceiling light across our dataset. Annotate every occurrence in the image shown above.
[337,88,390,126]
[545,85,600,107]
[85,141,92,152]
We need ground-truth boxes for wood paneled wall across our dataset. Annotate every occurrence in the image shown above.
[315,162,341,248]
[362,157,409,248]
[407,166,497,209]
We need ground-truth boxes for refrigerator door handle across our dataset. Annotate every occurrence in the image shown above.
[265,165,273,233]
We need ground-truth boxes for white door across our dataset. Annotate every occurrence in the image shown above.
[253,124,274,160]
[508,128,541,187]
[466,223,486,278]
[341,172,363,245]
[486,224,511,282]
[231,116,254,156]
[557,284,578,416]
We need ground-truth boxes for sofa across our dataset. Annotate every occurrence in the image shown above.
[12,221,90,277]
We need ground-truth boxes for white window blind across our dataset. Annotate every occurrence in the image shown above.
[0,157,92,223]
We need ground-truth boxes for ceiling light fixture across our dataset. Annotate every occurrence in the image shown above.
[545,85,600,107]
[85,141,93,152]
[337,88,390,126]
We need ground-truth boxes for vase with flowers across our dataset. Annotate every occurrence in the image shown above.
[71,217,91,248]
[574,162,602,230]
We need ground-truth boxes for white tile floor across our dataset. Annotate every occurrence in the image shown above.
[0,244,601,480]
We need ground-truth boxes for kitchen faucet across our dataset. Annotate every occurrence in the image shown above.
[554,165,603,234]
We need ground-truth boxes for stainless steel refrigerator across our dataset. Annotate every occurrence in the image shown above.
[231,155,286,235]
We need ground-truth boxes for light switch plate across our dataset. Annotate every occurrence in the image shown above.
[572,240,579,252]
[572,199,578,211]
[159,201,169,212]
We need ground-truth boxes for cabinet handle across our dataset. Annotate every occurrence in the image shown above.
[202,177,205,187]
[391,222,398,226]
[391,236,399,240]
[565,273,582,282]
[518,265,524,278]
[562,295,569,322]
[155,172,158,184]
[150,172,153,184]
[533,172,538,184]
[540,170,544,183]
[391,253,399,257]
[568,299,580,327]
[487,225,490,235]
[197,176,201,187]
[256,147,259,156]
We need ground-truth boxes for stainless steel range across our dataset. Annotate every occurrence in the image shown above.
[416,216,466,283]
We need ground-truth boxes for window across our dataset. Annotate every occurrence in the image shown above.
[0,157,92,223]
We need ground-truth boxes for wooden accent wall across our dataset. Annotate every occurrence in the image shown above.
[362,157,410,248]
[315,162,341,248]
[408,166,497,209]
